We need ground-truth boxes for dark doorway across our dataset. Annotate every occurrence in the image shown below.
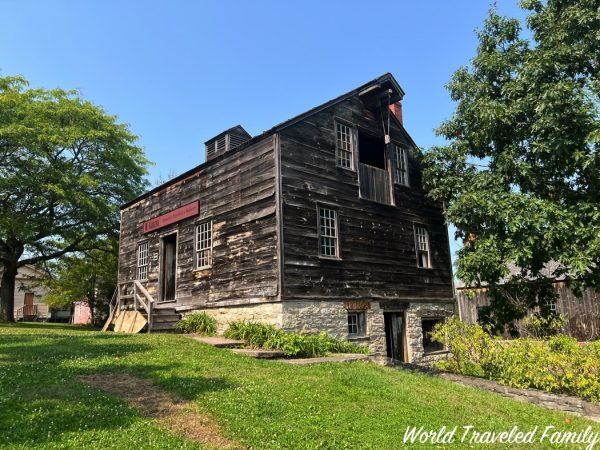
[160,234,177,301]
[384,312,405,362]
[358,131,386,169]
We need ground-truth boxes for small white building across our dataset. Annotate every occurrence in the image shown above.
[0,265,51,321]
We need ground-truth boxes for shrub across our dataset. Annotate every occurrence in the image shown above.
[522,314,565,339]
[430,317,494,377]
[431,319,600,403]
[224,321,369,358]
[176,312,217,335]
[548,334,578,354]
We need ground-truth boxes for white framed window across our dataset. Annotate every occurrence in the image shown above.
[415,226,432,268]
[318,206,339,258]
[196,221,213,269]
[392,144,409,186]
[546,299,558,314]
[136,242,149,280]
[335,122,354,169]
[347,311,366,336]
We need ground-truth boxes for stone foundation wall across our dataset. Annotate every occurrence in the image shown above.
[183,299,455,363]
[405,302,455,363]
[182,302,283,334]
[282,300,387,355]
[283,300,454,360]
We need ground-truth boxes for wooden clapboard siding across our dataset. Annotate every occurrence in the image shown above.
[119,74,454,314]
[279,95,453,302]
[457,283,600,340]
[118,136,279,308]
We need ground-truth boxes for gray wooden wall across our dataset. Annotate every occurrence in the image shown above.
[119,136,279,308]
[279,96,454,303]
[457,283,600,341]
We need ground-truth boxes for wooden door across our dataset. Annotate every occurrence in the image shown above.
[23,293,34,316]
[160,234,177,301]
[384,312,405,362]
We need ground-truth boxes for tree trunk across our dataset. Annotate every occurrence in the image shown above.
[0,262,18,322]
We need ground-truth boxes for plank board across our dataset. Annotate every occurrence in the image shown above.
[113,310,147,333]
[101,308,116,332]
[112,310,126,332]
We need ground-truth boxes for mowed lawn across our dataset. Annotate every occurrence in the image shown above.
[1,324,599,449]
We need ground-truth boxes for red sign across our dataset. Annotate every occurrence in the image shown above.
[143,201,199,233]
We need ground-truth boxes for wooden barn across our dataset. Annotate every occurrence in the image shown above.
[456,268,600,341]
[116,73,454,363]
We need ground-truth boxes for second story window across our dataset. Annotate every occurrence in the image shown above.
[335,122,353,169]
[318,206,339,258]
[137,242,149,280]
[392,144,409,186]
[196,221,213,268]
[415,226,432,268]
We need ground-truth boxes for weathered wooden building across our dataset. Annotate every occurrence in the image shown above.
[457,281,600,341]
[118,73,454,362]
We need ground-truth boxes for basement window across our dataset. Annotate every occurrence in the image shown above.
[348,311,366,336]
[422,318,444,353]
[136,242,149,280]
[358,131,386,169]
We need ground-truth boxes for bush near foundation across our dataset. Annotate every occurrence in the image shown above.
[431,317,600,402]
[224,321,369,358]
[176,312,217,335]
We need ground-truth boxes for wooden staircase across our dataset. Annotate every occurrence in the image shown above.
[15,304,40,322]
[102,281,181,333]
[151,305,181,331]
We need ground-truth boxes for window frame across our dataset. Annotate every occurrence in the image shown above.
[317,205,341,259]
[391,142,409,186]
[334,120,355,171]
[414,225,432,269]
[347,311,366,337]
[136,241,149,281]
[195,220,213,270]
[546,299,558,314]
[421,317,445,354]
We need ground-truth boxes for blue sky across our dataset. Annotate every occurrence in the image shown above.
[1,0,525,262]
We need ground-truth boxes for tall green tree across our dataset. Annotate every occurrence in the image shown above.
[43,239,118,325]
[423,0,599,334]
[0,75,148,321]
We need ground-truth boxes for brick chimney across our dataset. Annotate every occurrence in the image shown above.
[389,101,403,125]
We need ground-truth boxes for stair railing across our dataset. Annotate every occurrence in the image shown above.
[16,304,38,321]
[133,280,155,333]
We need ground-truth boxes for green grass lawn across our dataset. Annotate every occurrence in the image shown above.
[1,323,599,449]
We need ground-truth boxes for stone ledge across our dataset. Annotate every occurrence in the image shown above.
[439,372,600,422]
[280,353,371,365]
[232,348,285,359]
[187,335,245,348]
